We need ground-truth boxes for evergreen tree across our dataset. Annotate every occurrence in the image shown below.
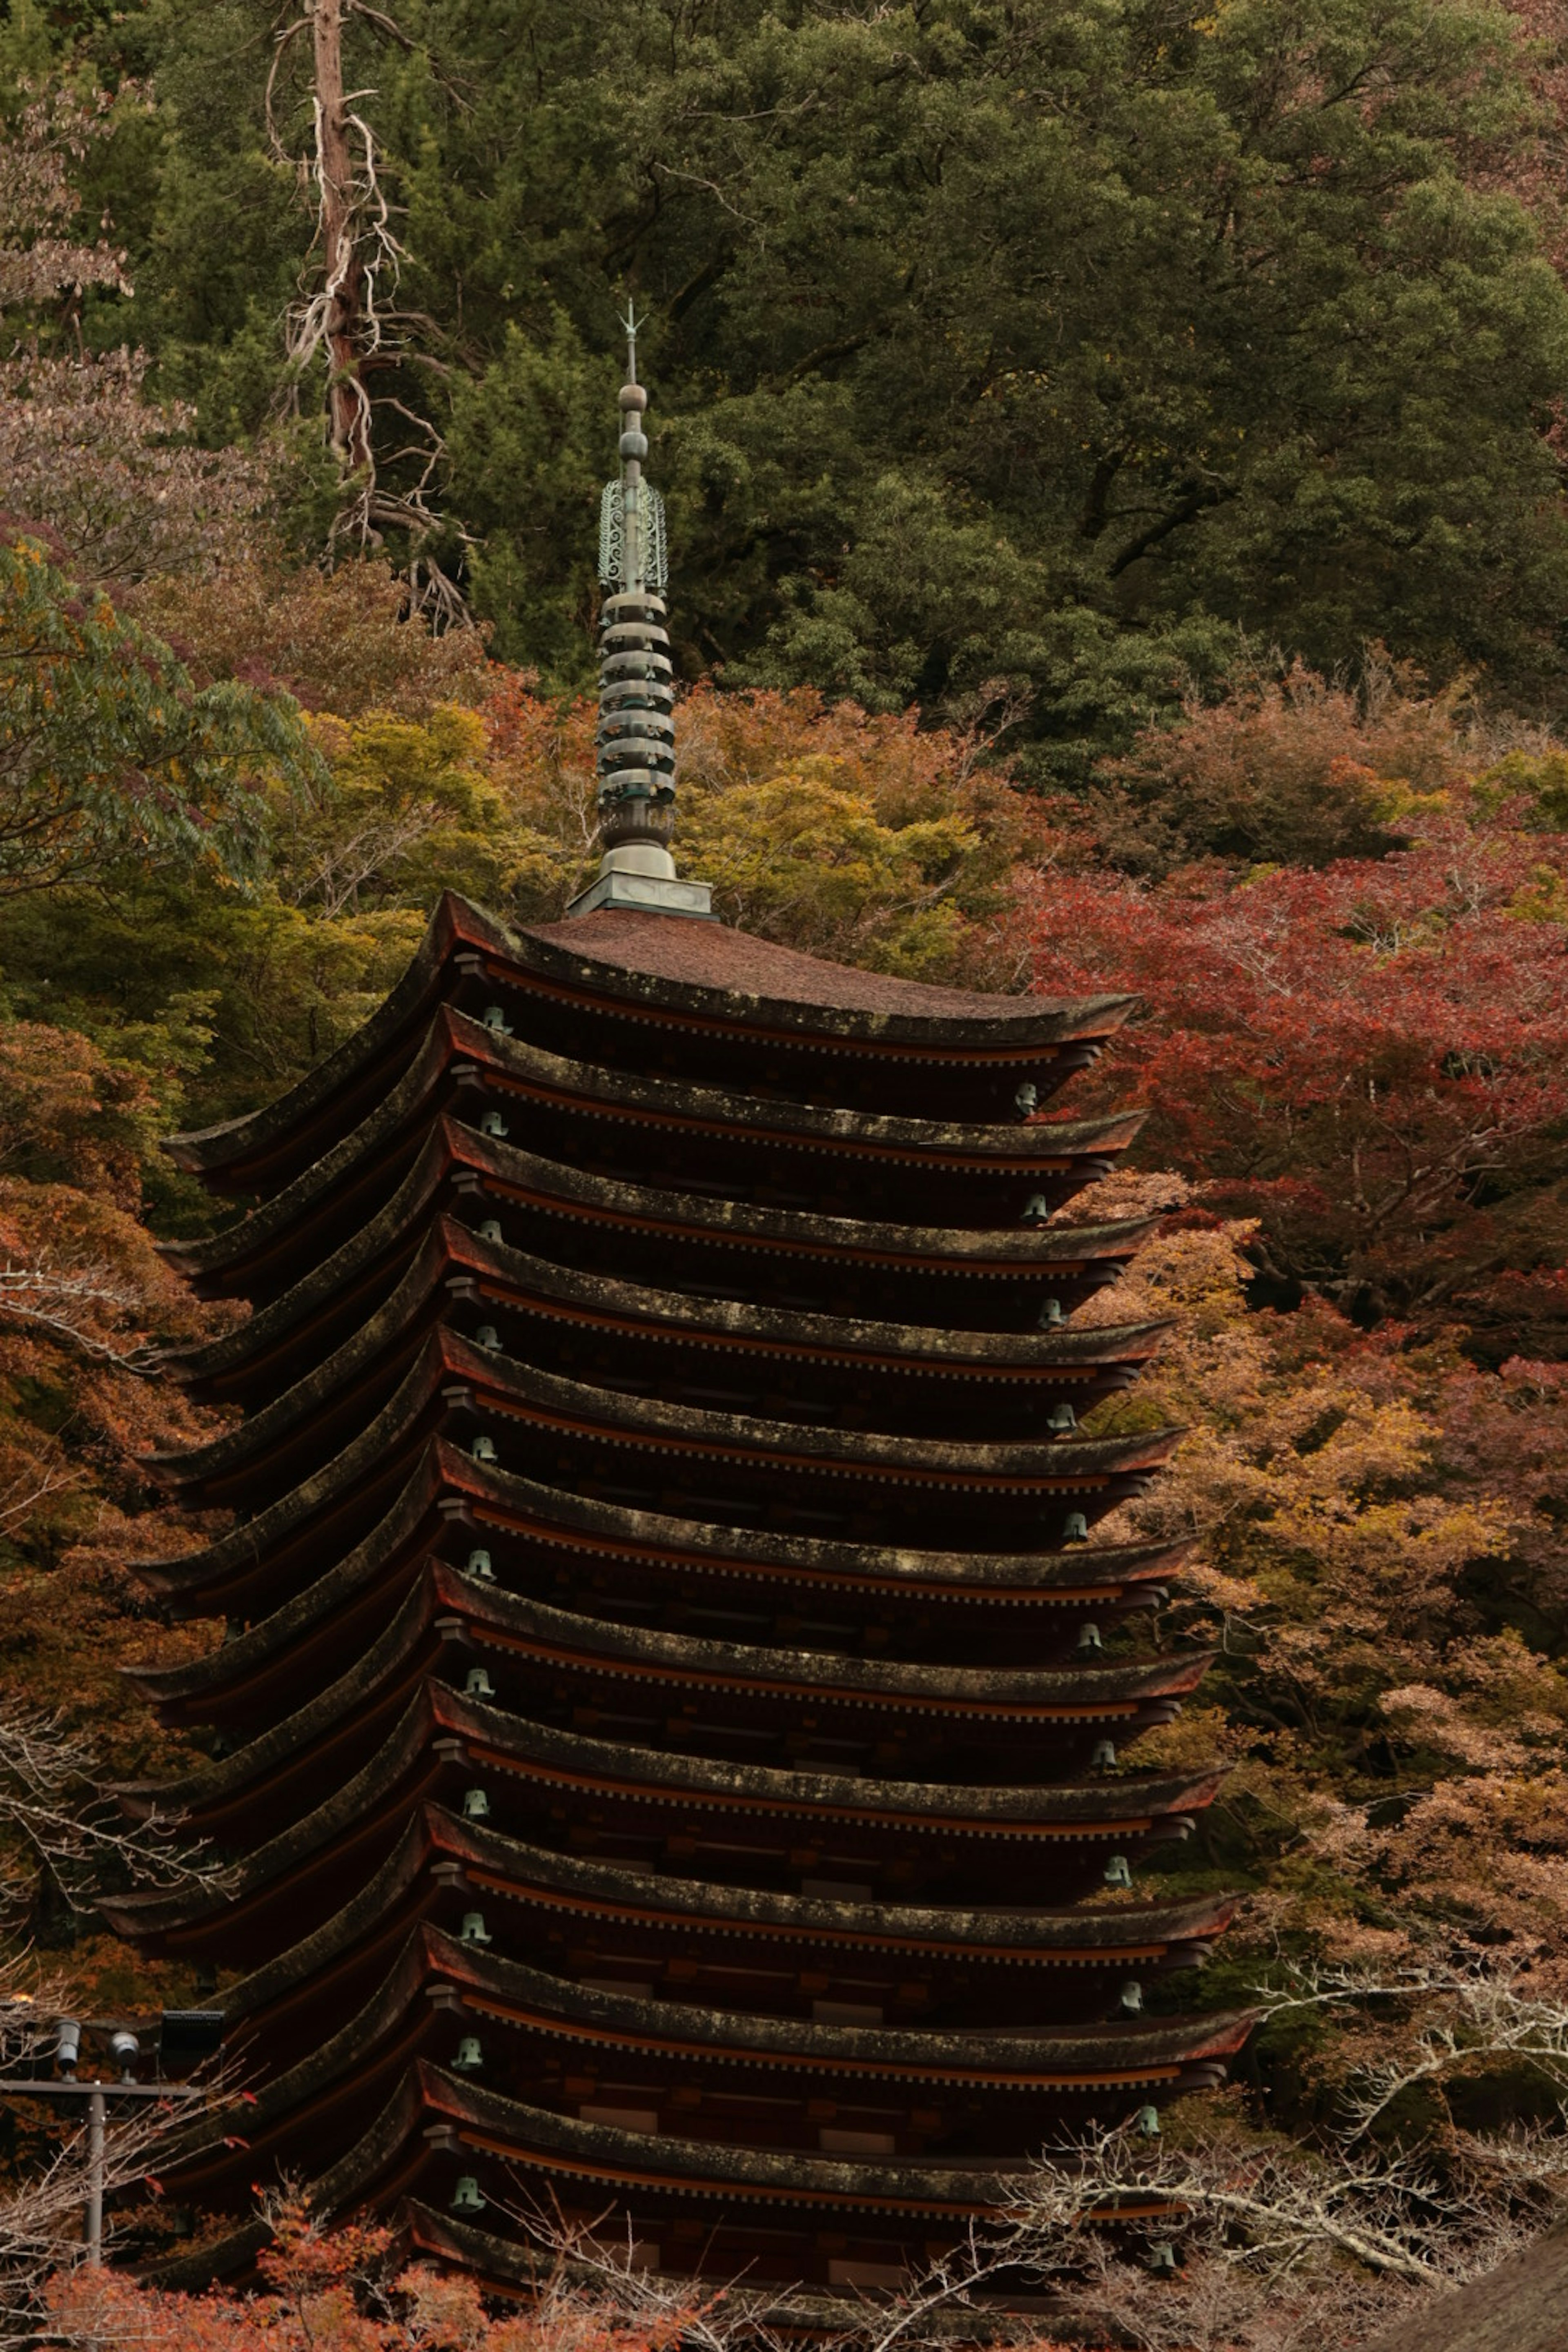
[47,0,1568,772]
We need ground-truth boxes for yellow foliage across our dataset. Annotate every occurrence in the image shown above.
[274,705,567,921]
[1071,1207,1566,1969]
[677,764,980,978]
[481,678,1055,973]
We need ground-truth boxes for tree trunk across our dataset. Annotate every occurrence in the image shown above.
[310,0,371,476]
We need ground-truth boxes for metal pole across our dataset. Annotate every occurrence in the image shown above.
[85,2087,104,2263]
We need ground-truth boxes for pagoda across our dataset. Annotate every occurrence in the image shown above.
[109,315,1245,2300]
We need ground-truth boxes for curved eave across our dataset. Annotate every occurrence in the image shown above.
[127,1570,1212,1820]
[159,1112,454,1295]
[466,1009,1144,1171]
[185,1806,1227,2056]
[436,1328,1180,1488]
[436,1683,1224,1841]
[454,1224,1168,1378]
[153,1212,1172,1497]
[165,1112,1161,1386]
[110,1781,1233,1969]
[163,893,1138,1183]
[133,1430,1186,1630]
[455,1119,1158,1274]
[151,1927,1250,2206]
[138,1330,1180,1602]
[450,1448,1186,1601]
[105,1693,445,1939]
[159,1016,467,1280]
[433,1928,1255,2086]
[434,1568,1210,1718]
[514,906,1136,1057]
[437,1330,1183,1492]
[127,1455,441,1668]
[120,1576,438,1816]
[161,893,506,1179]
[168,1004,1143,1285]
[123,1668,1220,1902]
[426,1798,1244,1963]
[420,2062,1021,2215]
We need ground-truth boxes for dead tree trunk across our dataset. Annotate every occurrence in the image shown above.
[309,0,373,478]
[269,0,468,613]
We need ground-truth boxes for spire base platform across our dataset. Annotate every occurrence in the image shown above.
[566,868,714,920]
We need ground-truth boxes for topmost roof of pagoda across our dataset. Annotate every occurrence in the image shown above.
[165,890,1136,1179]
[539,902,1132,1033]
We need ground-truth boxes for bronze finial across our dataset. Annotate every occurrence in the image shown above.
[568,303,713,919]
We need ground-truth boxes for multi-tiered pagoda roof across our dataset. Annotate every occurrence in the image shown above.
[109,318,1242,2305]
[110,892,1244,2297]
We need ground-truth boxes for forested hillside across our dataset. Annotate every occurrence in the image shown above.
[6,0,1568,2337]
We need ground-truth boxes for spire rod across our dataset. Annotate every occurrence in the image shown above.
[567,301,712,920]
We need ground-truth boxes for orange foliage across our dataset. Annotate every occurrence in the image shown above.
[47,2196,701,2352]
[0,1027,225,1948]
[1086,655,1468,875]
[483,677,1054,975]
[1077,1189,1568,1993]
[134,559,492,721]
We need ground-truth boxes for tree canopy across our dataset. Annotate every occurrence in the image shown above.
[11,0,1568,775]
[8,0,1568,2334]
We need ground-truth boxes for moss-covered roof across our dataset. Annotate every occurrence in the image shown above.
[143,1327,1179,1605]
[108,1776,1232,1968]
[169,1004,1143,1299]
[155,1209,1171,1500]
[128,1564,1207,1822]
[119,1655,1219,1930]
[131,1445,1185,1704]
[436,1566,1209,1719]
[519,904,1132,1043]
[151,1917,1251,2214]
[426,1923,1254,2088]
[418,2059,1022,2211]
[166,1111,1159,1394]
[165,894,1138,1183]
[434,1677,1221,1841]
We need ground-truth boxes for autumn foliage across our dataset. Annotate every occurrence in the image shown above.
[9,25,1568,2340]
[1020,786,1568,1346]
[45,2196,696,2352]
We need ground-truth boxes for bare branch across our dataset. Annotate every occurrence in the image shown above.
[0,1702,232,1928]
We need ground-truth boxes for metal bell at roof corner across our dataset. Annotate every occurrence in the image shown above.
[465,1548,496,1581]
[1104,1854,1133,1889]
[1038,1296,1065,1328]
[451,2176,486,2214]
[1119,1977,1144,2013]
[1076,1619,1102,1653]
[1091,1739,1117,1771]
[1147,2241,1177,2276]
[480,1004,513,1035]
[1046,1402,1077,1435]
[479,1110,509,1138]
[1134,2104,1161,2138]
[471,1434,497,1463]
[1020,1193,1051,1225]
[1014,1080,1038,1118]
[464,1666,495,1700]
[478,1219,503,1245]
[1063,1511,1090,1544]
[461,1788,491,1822]
[459,1912,492,1946]
[452,2037,483,2073]
[474,1325,502,1354]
